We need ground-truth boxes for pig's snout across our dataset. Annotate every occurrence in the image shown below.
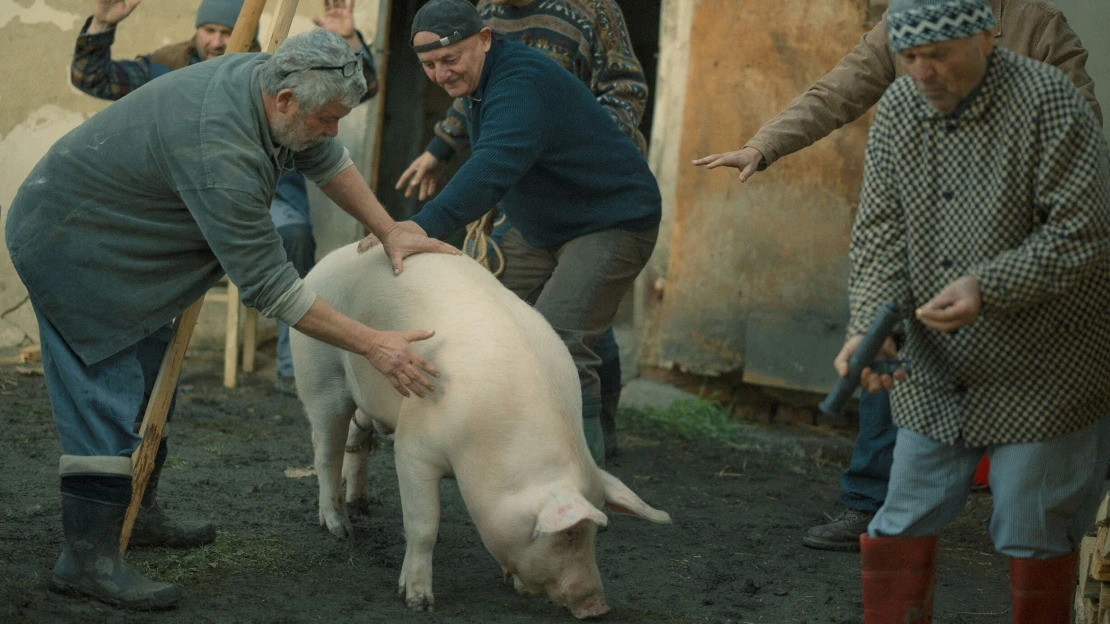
[569,594,610,620]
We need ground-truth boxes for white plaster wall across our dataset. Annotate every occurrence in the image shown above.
[0,0,384,351]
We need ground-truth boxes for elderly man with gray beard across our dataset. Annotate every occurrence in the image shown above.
[5,29,457,610]
[841,0,1110,621]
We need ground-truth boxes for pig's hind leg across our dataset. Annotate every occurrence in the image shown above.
[310,406,357,539]
[342,408,379,515]
[394,436,443,611]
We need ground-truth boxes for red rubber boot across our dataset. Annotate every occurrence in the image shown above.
[1009,551,1079,624]
[860,534,938,624]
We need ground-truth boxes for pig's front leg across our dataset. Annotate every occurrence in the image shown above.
[343,409,378,515]
[312,409,356,538]
[394,442,442,611]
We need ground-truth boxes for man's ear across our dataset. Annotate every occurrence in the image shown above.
[479,27,493,52]
[275,88,297,114]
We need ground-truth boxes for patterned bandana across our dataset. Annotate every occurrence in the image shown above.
[887,0,996,53]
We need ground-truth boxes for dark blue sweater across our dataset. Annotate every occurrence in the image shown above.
[412,39,661,249]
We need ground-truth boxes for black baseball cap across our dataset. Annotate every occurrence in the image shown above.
[410,0,484,53]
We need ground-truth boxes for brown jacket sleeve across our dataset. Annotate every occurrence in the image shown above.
[1027,10,1102,126]
[745,19,897,169]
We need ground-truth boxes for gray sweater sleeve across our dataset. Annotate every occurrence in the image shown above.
[293,140,355,186]
[179,186,317,326]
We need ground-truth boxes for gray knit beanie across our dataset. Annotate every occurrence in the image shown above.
[195,0,246,29]
[887,0,996,53]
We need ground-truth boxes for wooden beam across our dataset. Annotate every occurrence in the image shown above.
[227,0,267,54]
[119,298,204,554]
[120,0,297,553]
[262,0,300,54]
[242,308,257,374]
[223,283,241,388]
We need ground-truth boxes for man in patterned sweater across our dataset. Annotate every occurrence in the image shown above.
[396,0,650,464]
[71,0,379,396]
[694,0,1101,552]
[842,0,1110,621]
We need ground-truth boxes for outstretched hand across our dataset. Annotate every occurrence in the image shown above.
[395,151,444,200]
[691,146,764,183]
[365,329,440,398]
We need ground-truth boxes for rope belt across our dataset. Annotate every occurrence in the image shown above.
[463,209,507,277]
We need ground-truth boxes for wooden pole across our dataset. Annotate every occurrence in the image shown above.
[120,0,297,553]
[223,282,241,388]
[119,298,204,553]
[227,0,267,54]
[262,0,300,54]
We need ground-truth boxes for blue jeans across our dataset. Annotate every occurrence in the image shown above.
[35,305,174,458]
[870,419,1110,558]
[271,199,315,380]
[840,390,896,513]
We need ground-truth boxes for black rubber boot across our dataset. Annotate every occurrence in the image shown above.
[51,475,181,610]
[130,442,216,549]
[600,391,620,460]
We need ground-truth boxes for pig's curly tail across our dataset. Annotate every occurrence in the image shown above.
[463,209,507,277]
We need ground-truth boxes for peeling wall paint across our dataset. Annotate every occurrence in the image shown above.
[0,0,83,31]
[0,0,384,351]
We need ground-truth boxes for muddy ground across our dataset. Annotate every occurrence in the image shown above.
[1,349,1012,624]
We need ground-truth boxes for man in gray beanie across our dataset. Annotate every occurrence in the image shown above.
[840,0,1110,621]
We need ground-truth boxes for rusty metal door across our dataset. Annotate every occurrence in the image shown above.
[647,0,881,392]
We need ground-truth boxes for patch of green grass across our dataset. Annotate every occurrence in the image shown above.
[131,532,313,584]
[620,398,741,442]
[164,456,188,469]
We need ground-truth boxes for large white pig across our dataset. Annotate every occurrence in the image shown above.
[290,243,671,619]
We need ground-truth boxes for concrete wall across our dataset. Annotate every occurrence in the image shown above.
[0,0,384,351]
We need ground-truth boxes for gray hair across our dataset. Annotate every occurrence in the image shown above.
[259,28,367,111]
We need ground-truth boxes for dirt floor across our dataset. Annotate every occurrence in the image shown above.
[0,349,1012,624]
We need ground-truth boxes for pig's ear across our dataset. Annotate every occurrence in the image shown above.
[599,470,672,524]
[533,492,609,537]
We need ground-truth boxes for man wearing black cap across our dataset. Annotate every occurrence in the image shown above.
[402,0,662,466]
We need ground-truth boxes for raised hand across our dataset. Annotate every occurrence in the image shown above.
[313,0,357,44]
[90,0,142,33]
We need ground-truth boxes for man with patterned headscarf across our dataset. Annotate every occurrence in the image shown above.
[840,0,1110,621]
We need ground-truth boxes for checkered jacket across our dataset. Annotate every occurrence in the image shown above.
[849,47,1110,446]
